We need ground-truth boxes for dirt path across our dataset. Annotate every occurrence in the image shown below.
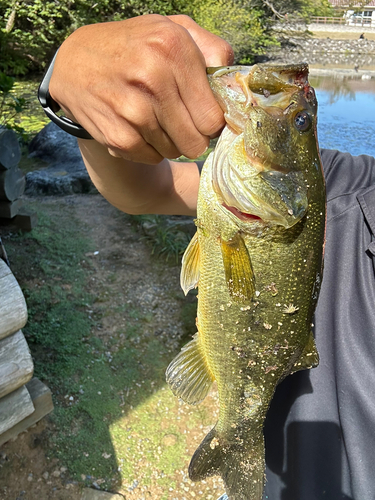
[0,194,224,500]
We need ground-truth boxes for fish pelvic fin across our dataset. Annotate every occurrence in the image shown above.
[291,330,319,374]
[181,231,200,295]
[221,232,255,303]
[189,427,265,500]
[166,334,214,405]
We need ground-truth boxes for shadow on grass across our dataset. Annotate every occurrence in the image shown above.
[2,199,202,497]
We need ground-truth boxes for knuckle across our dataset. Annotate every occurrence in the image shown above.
[104,130,142,155]
[104,130,163,164]
[148,24,188,61]
[129,66,164,98]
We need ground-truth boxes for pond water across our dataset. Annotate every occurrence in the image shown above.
[310,74,375,157]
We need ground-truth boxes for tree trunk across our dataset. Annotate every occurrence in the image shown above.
[0,259,28,340]
[0,129,21,171]
[0,385,34,436]
[0,199,23,218]
[0,167,26,201]
[0,378,53,446]
[0,330,34,399]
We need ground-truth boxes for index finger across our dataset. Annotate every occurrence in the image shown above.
[168,16,234,137]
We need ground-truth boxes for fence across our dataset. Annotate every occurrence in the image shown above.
[311,16,373,26]
[311,16,347,24]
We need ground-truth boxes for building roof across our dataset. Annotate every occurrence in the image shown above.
[329,0,375,6]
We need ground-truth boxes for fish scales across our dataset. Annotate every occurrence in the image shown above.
[166,63,326,500]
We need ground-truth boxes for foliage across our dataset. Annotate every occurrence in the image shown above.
[299,0,334,19]
[1,0,70,75]
[0,0,330,76]
[130,214,192,262]
[191,0,278,63]
[0,0,188,76]
[251,0,334,22]
[8,79,50,143]
[0,71,27,136]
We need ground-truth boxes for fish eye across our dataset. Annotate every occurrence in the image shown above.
[294,111,311,132]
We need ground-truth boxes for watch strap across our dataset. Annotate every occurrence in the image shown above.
[38,50,93,140]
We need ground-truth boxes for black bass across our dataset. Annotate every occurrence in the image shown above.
[166,64,326,500]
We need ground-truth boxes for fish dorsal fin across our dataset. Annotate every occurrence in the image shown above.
[166,334,214,405]
[181,231,200,296]
[221,232,255,302]
[291,331,319,374]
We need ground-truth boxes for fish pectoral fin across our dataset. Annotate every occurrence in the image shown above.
[181,231,200,295]
[221,233,255,303]
[291,330,319,374]
[165,334,214,405]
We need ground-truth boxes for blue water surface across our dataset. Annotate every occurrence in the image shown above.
[314,83,375,158]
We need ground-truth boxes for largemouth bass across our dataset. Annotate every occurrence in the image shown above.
[166,63,326,500]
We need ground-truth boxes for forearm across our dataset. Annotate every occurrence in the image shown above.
[78,139,200,216]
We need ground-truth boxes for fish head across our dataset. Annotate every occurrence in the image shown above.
[207,64,322,229]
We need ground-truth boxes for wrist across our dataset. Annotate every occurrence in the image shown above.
[38,50,93,140]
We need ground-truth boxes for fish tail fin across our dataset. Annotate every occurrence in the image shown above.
[189,427,265,500]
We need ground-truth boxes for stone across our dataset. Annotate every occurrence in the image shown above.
[26,122,97,196]
[268,30,375,70]
[81,488,125,500]
[28,121,82,163]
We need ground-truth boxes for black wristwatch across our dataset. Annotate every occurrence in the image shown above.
[38,50,93,140]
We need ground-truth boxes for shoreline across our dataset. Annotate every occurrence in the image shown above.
[308,66,375,78]
[268,32,375,78]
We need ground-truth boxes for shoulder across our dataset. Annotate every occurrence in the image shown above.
[320,149,375,200]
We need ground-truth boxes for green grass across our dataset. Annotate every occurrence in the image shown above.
[3,199,203,494]
[6,207,93,381]
[129,214,193,263]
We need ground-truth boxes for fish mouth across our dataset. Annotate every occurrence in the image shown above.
[222,204,263,222]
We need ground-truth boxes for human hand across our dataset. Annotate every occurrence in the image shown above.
[49,14,234,164]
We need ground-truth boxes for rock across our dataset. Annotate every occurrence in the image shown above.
[26,122,97,196]
[81,488,125,500]
[29,121,81,163]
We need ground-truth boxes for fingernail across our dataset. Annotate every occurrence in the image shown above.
[108,148,122,158]
[196,145,209,158]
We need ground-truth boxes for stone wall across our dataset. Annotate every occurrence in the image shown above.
[269,34,375,69]
[308,23,375,34]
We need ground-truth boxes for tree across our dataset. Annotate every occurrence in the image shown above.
[0,0,334,76]
[251,0,334,21]
[189,0,278,64]
[0,0,187,75]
